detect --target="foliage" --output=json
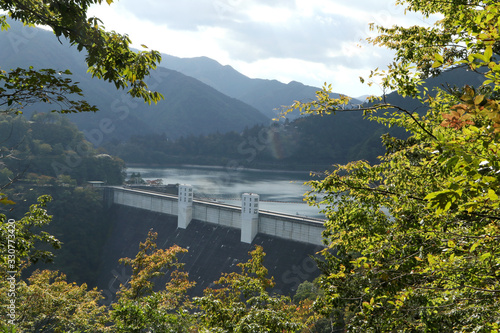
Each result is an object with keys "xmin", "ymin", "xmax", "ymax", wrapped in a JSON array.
[
  {"xmin": 0, "ymin": 195, "xmax": 64, "ymax": 331},
  {"xmin": 0, "ymin": 195, "xmax": 60, "ymax": 274},
  {"xmin": 0, "ymin": 1, "xmax": 164, "ymax": 330},
  {"xmin": 0, "ymin": 113, "xmax": 125, "ymax": 185},
  {"xmin": 0, "ymin": 0, "xmax": 163, "ymax": 107},
  {"xmin": 125, "ymin": 172, "xmax": 146, "ymax": 185},
  {"xmin": 194, "ymin": 245, "xmax": 304, "ymax": 332},
  {"xmin": 293, "ymin": 280, "xmax": 343, "ymax": 333},
  {"xmin": 294, "ymin": 280, "xmax": 319, "ymax": 304},
  {"xmin": 104, "ymin": 115, "xmax": 386, "ymax": 170},
  {"xmin": 110, "ymin": 231, "xmax": 195, "ymax": 332},
  {"xmin": 0, "ymin": 270, "xmax": 107, "ymax": 332},
  {"xmin": 0, "ymin": 67, "xmax": 99, "ymax": 114},
  {"xmin": 11, "ymin": 185, "xmax": 113, "ymax": 286},
  {"xmin": 1, "ymin": 219, "xmax": 318, "ymax": 331},
  {"xmin": 282, "ymin": 0, "xmax": 500, "ymax": 331}
]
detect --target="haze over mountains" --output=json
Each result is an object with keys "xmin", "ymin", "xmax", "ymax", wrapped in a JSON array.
[
  {"xmin": 0, "ymin": 21, "xmax": 356, "ymax": 143},
  {"xmin": 158, "ymin": 54, "xmax": 358, "ymax": 119},
  {"xmin": 1, "ymin": 20, "xmax": 485, "ymax": 167}
]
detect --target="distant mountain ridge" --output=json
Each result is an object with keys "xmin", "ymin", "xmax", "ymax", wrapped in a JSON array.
[
  {"xmin": 0, "ymin": 21, "xmax": 270, "ymax": 142},
  {"xmin": 0, "ymin": 20, "xmax": 364, "ymax": 144},
  {"xmin": 158, "ymin": 54, "xmax": 362, "ymax": 119},
  {"xmin": 103, "ymin": 65, "xmax": 486, "ymax": 169},
  {"xmin": 2, "ymin": 20, "xmax": 482, "ymax": 169}
]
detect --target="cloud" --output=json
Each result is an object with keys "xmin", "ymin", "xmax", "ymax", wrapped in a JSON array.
[
  {"xmin": 89, "ymin": 0, "xmax": 434, "ymax": 96},
  {"xmin": 112, "ymin": 0, "xmax": 404, "ymax": 63},
  {"xmin": 112, "ymin": 0, "xmax": 262, "ymax": 30}
]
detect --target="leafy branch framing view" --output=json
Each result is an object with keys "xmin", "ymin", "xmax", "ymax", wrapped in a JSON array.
[{"xmin": 1, "ymin": 0, "xmax": 500, "ymax": 332}]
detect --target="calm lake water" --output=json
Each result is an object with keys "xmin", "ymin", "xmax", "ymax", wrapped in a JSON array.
[{"xmin": 126, "ymin": 165, "xmax": 326, "ymax": 219}]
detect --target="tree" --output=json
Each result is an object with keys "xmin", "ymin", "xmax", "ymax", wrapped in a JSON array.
[
  {"xmin": 194, "ymin": 245, "xmax": 304, "ymax": 332},
  {"xmin": 1, "ymin": 270, "xmax": 107, "ymax": 332},
  {"xmin": 283, "ymin": 0, "xmax": 500, "ymax": 331},
  {"xmin": 0, "ymin": 196, "xmax": 63, "ymax": 330},
  {"xmin": 110, "ymin": 231, "xmax": 195, "ymax": 332},
  {"xmin": 0, "ymin": 0, "xmax": 162, "ymax": 280},
  {"xmin": 293, "ymin": 279, "xmax": 342, "ymax": 333},
  {"xmin": 0, "ymin": 5, "xmax": 163, "ymax": 329},
  {"xmin": 0, "ymin": 0, "xmax": 163, "ymax": 113},
  {"xmin": 0, "ymin": 67, "xmax": 100, "ymax": 115},
  {"xmin": 0, "ymin": 195, "xmax": 61, "ymax": 274}
]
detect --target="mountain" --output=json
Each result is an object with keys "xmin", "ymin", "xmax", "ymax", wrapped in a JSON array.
[
  {"xmin": 2, "ymin": 20, "xmax": 482, "ymax": 168},
  {"xmin": 0, "ymin": 21, "xmax": 270, "ymax": 142},
  {"xmin": 103, "ymin": 65, "xmax": 486, "ymax": 169},
  {"xmin": 159, "ymin": 54, "xmax": 362, "ymax": 119},
  {"xmin": 376, "ymin": 66, "xmax": 484, "ymax": 117}
]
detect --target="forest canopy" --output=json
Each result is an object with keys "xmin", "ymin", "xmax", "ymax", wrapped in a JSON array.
[
  {"xmin": 1, "ymin": 0, "xmax": 500, "ymax": 332},
  {"xmin": 0, "ymin": 0, "xmax": 163, "ymax": 111},
  {"xmin": 284, "ymin": 0, "xmax": 500, "ymax": 331}
]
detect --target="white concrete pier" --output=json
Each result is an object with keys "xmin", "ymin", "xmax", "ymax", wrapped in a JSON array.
[
  {"xmin": 178, "ymin": 184, "xmax": 193, "ymax": 229},
  {"xmin": 241, "ymin": 193, "xmax": 260, "ymax": 244},
  {"xmin": 106, "ymin": 186, "xmax": 324, "ymax": 246}
]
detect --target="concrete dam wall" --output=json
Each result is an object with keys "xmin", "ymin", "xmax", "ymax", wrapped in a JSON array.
[
  {"xmin": 105, "ymin": 186, "xmax": 325, "ymax": 246},
  {"xmin": 96, "ymin": 186, "xmax": 326, "ymax": 303}
]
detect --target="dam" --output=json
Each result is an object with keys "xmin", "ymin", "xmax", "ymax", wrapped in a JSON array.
[
  {"xmin": 104, "ymin": 185, "xmax": 325, "ymax": 246},
  {"xmin": 98, "ymin": 185, "xmax": 326, "ymax": 301}
]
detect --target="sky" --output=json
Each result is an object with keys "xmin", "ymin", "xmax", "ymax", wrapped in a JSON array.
[{"xmin": 88, "ymin": 0, "xmax": 436, "ymax": 98}]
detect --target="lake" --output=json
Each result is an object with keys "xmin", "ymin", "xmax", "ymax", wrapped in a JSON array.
[{"xmin": 126, "ymin": 165, "xmax": 326, "ymax": 218}]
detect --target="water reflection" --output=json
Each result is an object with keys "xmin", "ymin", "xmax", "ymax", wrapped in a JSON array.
[{"xmin": 126, "ymin": 166, "xmax": 326, "ymax": 218}]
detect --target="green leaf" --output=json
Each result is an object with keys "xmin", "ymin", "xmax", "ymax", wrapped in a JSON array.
[
  {"xmin": 434, "ymin": 53, "xmax": 444, "ymax": 63},
  {"xmin": 480, "ymin": 252, "xmax": 492, "ymax": 262},
  {"xmin": 474, "ymin": 95, "xmax": 485, "ymax": 106},
  {"xmin": 487, "ymin": 189, "xmax": 498, "ymax": 201},
  {"xmin": 432, "ymin": 53, "xmax": 444, "ymax": 68},
  {"xmin": 484, "ymin": 46, "xmax": 493, "ymax": 62},
  {"xmin": 470, "ymin": 242, "xmax": 480, "ymax": 253},
  {"xmin": 424, "ymin": 189, "xmax": 461, "ymax": 213}
]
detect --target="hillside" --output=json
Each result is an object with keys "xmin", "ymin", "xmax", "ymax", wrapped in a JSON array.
[
  {"xmin": 0, "ymin": 113, "xmax": 125, "ymax": 185},
  {"xmin": 378, "ymin": 66, "xmax": 485, "ymax": 116},
  {"xmin": 160, "ymin": 54, "xmax": 363, "ymax": 119},
  {"xmin": 2, "ymin": 21, "xmax": 483, "ymax": 169},
  {"xmin": 0, "ymin": 21, "xmax": 269, "ymax": 142},
  {"xmin": 104, "ymin": 66, "xmax": 484, "ymax": 169}
]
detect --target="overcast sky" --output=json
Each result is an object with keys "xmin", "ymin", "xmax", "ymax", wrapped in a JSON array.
[{"xmin": 88, "ymin": 0, "xmax": 435, "ymax": 98}]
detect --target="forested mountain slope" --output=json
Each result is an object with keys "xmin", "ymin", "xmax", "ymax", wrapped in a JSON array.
[
  {"xmin": 0, "ymin": 20, "xmax": 269, "ymax": 142},
  {"xmin": 105, "ymin": 66, "xmax": 484, "ymax": 169},
  {"xmin": 160, "ymin": 53, "xmax": 363, "ymax": 119}
]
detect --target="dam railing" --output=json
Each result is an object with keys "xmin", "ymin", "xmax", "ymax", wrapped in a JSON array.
[{"xmin": 104, "ymin": 185, "xmax": 325, "ymax": 246}]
